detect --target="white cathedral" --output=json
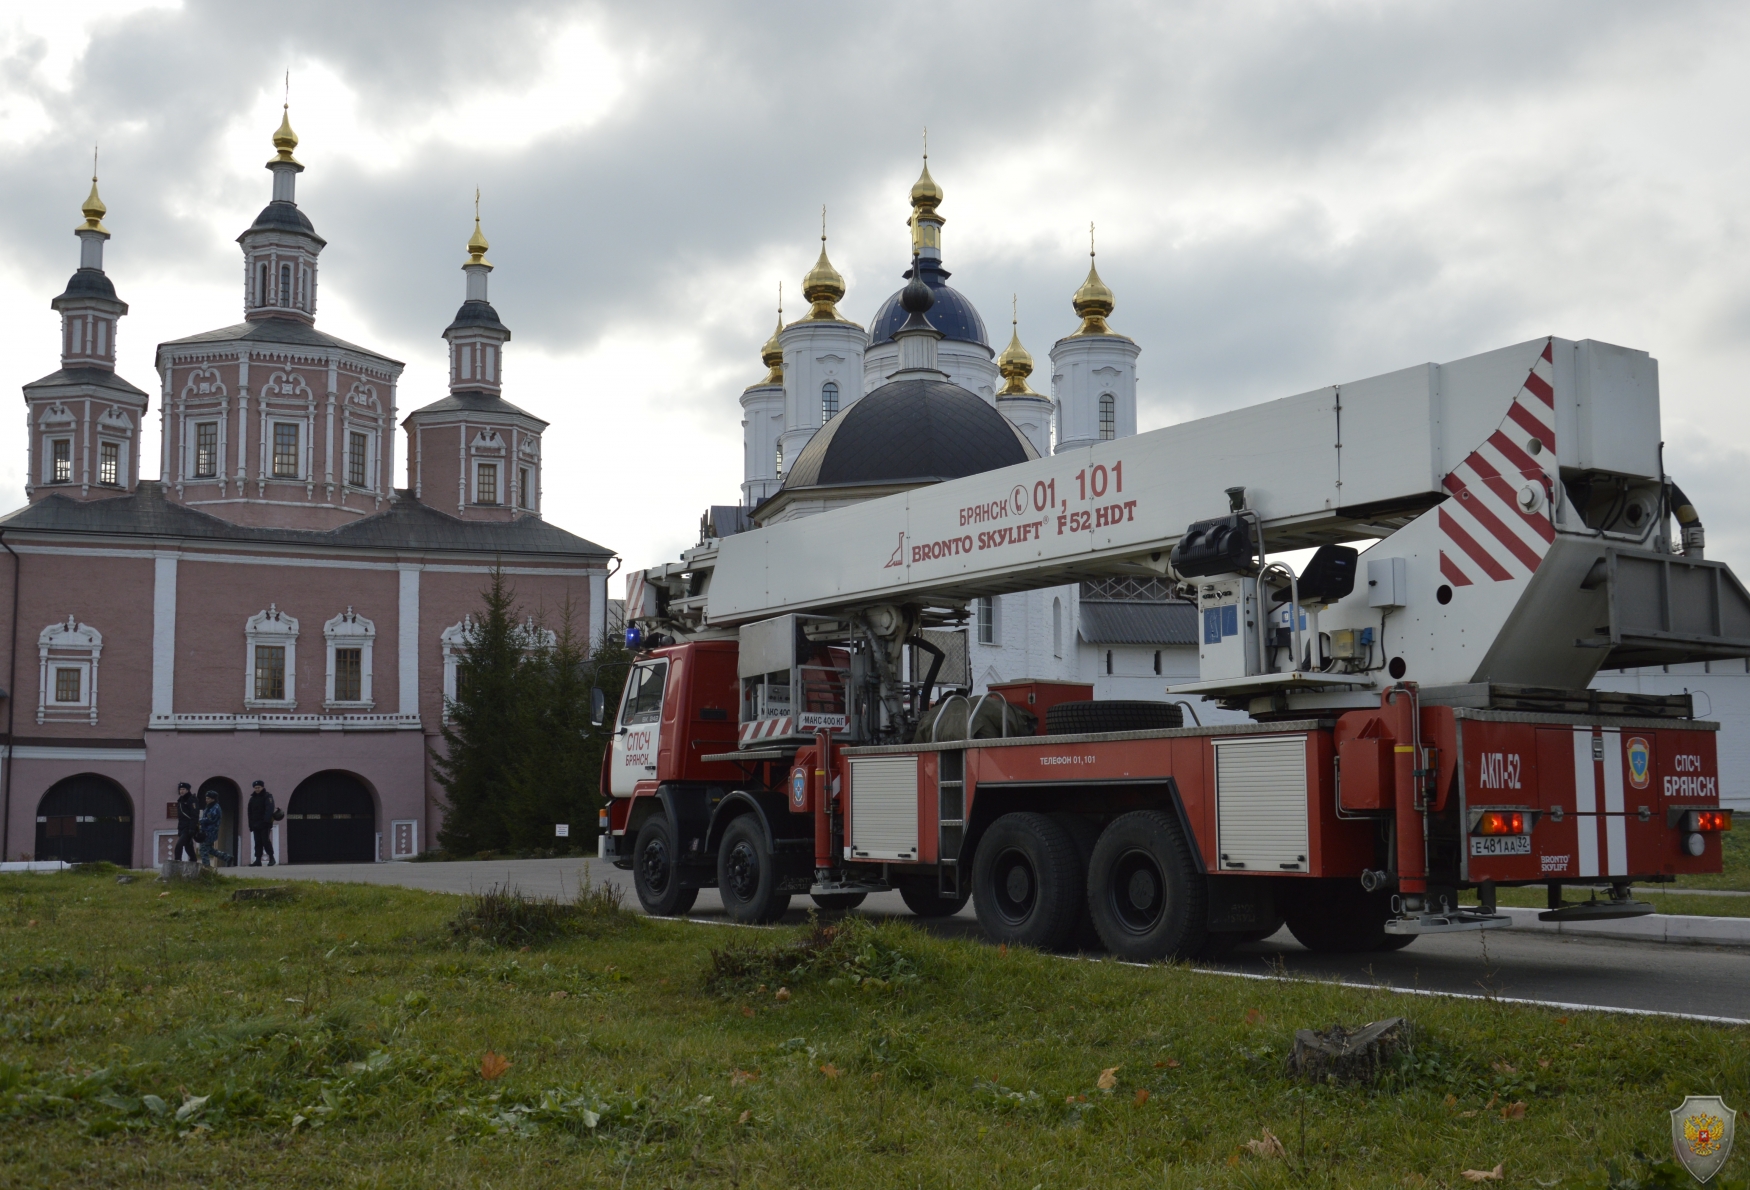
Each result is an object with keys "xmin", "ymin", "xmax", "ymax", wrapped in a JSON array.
[{"xmin": 712, "ymin": 157, "xmax": 1211, "ymax": 706}]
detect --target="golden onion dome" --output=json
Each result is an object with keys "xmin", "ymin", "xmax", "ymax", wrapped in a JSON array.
[
  {"xmin": 1071, "ymin": 262, "xmax": 1115, "ymax": 336},
  {"xmin": 759, "ymin": 294, "xmax": 784, "ymax": 384},
  {"xmin": 801, "ymin": 236, "xmax": 846, "ymax": 320},
  {"xmin": 467, "ymin": 217, "xmax": 491, "ymax": 266},
  {"xmin": 77, "ymin": 176, "xmax": 108, "ymax": 235},
  {"xmin": 996, "ymin": 306, "xmax": 1037, "ymax": 396},
  {"xmin": 910, "ymin": 158, "xmax": 944, "ymax": 216},
  {"xmin": 272, "ymin": 106, "xmax": 300, "ymax": 161}
]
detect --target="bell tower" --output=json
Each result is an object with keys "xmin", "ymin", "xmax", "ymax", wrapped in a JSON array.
[
  {"xmin": 1050, "ymin": 226, "xmax": 1139, "ymax": 455},
  {"xmin": 23, "ymin": 167, "xmax": 150, "ymax": 501}
]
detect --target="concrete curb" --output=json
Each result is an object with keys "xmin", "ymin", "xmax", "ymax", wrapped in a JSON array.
[{"xmin": 1499, "ymin": 906, "xmax": 1750, "ymax": 947}]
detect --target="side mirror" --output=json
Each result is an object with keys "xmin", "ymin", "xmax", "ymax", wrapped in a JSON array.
[{"xmin": 590, "ymin": 687, "xmax": 607, "ymax": 729}]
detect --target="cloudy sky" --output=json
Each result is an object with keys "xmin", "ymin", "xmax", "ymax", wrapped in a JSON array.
[{"xmin": 3, "ymin": 0, "xmax": 1749, "ymax": 582}]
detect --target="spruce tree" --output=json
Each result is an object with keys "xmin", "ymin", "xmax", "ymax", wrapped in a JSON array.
[{"xmin": 433, "ymin": 568, "xmax": 529, "ymax": 855}]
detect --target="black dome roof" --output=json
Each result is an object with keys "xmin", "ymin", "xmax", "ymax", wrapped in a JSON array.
[
  {"xmin": 444, "ymin": 299, "xmax": 510, "ymax": 337},
  {"xmin": 782, "ymin": 378, "xmax": 1036, "ymax": 490},
  {"xmin": 55, "ymin": 268, "xmax": 117, "ymax": 301},
  {"xmin": 248, "ymin": 200, "xmax": 323, "ymax": 241},
  {"xmin": 868, "ymin": 260, "xmax": 988, "ymax": 348}
]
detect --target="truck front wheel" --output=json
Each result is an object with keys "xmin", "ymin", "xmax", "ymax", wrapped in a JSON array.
[
  {"xmin": 717, "ymin": 816, "xmax": 791, "ymax": 924},
  {"xmin": 1087, "ymin": 811, "xmax": 1208, "ymax": 961},
  {"xmin": 895, "ymin": 878, "xmax": 969, "ymax": 918},
  {"xmin": 1281, "ymin": 880, "xmax": 1400, "ymax": 952},
  {"xmin": 633, "ymin": 816, "xmax": 698, "ymax": 917},
  {"xmin": 972, "ymin": 812, "xmax": 1082, "ymax": 950}
]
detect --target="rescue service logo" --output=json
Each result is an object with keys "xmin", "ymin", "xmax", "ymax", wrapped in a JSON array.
[
  {"xmin": 1670, "ymin": 1095, "xmax": 1736, "ymax": 1183},
  {"xmin": 790, "ymin": 767, "xmax": 808, "ymax": 811},
  {"xmin": 1626, "ymin": 737, "xmax": 1651, "ymax": 790}
]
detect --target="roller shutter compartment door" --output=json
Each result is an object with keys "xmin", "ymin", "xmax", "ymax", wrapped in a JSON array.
[
  {"xmin": 847, "ymin": 756, "xmax": 920, "ymax": 861},
  {"xmin": 1214, "ymin": 736, "xmax": 1309, "ymax": 873}
]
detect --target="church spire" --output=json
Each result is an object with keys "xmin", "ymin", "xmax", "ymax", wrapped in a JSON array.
[
  {"xmin": 997, "ymin": 296, "xmax": 1038, "ymax": 395},
  {"xmin": 909, "ymin": 128, "xmax": 945, "ymax": 262},
  {"xmin": 445, "ymin": 197, "xmax": 511, "ymax": 397},
  {"xmin": 759, "ymin": 284, "xmax": 784, "ymax": 384},
  {"xmin": 1070, "ymin": 221, "xmax": 1117, "ymax": 336},
  {"xmin": 801, "ymin": 206, "xmax": 847, "ymax": 321},
  {"xmin": 241, "ymin": 89, "xmax": 325, "ymax": 324}
]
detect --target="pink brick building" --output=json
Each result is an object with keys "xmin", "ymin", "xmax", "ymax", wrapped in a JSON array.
[{"xmin": 0, "ymin": 111, "xmax": 613, "ymax": 866}]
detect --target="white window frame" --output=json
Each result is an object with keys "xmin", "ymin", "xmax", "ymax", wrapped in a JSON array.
[
  {"xmin": 323, "ymin": 607, "xmax": 376, "ymax": 710},
  {"xmin": 346, "ymin": 428, "xmax": 375, "ymax": 489},
  {"xmin": 97, "ymin": 438, "xmax": 123, "ymax": 486},
  {"xmin": 37, "ymin": 616, "xmax": 101, "ymax": 726},
  {"xmin": 193, "ymin": 420, "xmax": 221, "ymax": 478},
  {"xmin": 270, "ymin": 420, "xmax": 304, "ymax": 480},
  {"xmin": 244, "ymin": 605, "xmax": 299, "ymax": 710},
  {"xmin": 975, "ymin": 595, "xmax": 1001, "ymax": 646},
  {"xmin": 474, "ymin": 460, "xmax": 501, "ymax": 506}
]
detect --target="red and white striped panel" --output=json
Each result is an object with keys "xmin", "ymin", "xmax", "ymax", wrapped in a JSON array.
[
  {"xmin": 738, "ymin": 716, "xmax": 794, "ymax": 745},
  {"xmin": 1438, "ymin": 339, "xmax": 1557, "ymax": 587}
]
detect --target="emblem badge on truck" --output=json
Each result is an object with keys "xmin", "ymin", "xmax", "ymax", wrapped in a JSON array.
[
  {"xmin": 1671, "ymin": 1096, "xmax": 1735, "ymax": 1183},
  {"xmin": 1626, "ymin": 737, "xmax": 1651, "ymax": 790}
]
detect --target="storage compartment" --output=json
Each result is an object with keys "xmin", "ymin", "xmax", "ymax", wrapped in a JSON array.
[
  {"xmin": 1214, "ymin": 736, "xmax": 1310, "ymax": 872},
  {"xmin": 847, "ymin": 755, "xmax": 920, "ymax": 861},
  {"xmin": 1337, "ymin": 735, "xmax": 1394, "ymax": 812},
  {"xmin": 986, "ymin": 680, "xmax": 1093, "ymax": 735}
]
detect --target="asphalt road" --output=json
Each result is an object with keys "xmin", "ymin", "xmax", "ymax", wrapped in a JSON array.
[{"xmin": 228, "ymin": 857, "xmax": 1750, "ymax": 1024}]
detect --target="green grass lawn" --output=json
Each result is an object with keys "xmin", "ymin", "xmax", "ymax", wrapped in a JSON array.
[{"xmin": 3, "ymin": 868, "xmax": 1747, "ymax": 1189}]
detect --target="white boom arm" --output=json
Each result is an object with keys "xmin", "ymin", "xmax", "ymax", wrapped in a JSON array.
[{"xmin": 635, "ymin": 336, "xmax": 1749, "ymax": 700}]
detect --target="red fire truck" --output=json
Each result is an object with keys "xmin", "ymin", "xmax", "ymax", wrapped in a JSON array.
[{"xmin": 599, "ymin": 337, "xmax": 1743, "ymax": 959}]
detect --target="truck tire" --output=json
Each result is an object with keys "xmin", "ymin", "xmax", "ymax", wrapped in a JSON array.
[
  {"xmin": 1087, "ymin": 810, "xmax": 1208, "ymax": 961},
  {"xmin": 1050, "ymin": 813, "xmax": 1103, "ymax": 951},
  {"xmin": 972, "ymin": 812, "xmax": 1082, "ymax": 950},
  {"xmin": 1045, "ymin": 700, "xmax": 1183, "ymax": 736},
  {"xmin": 632, "ymin": 816, "xmax": 698, "ymax": 917},
  {"xmin": 717, "ymin": 816, "xmax": 791, "ymax": 924},
  {"xmin": 811, "ymin": 891, "xmax": 868, "ymax": 911},
  {"xmin": 1281, "ymin": 880, "xmax": 1396, "ymax": 953},
  {"xmin": 895, "ymin": 878, "xmax": 970, "ymax": 918}
]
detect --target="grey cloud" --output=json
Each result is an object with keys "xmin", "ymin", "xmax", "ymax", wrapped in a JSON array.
[{"xmin": 4, "ymin": 0, "xmax": 1749, "ymax": 573}]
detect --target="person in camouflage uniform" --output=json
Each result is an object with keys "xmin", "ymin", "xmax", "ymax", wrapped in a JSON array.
[{"xmin": 198, "ymin": 790, "xmax": 234, "ymax": 868}]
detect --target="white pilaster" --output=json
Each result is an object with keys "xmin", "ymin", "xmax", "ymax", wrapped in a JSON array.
[
  {"xmin": 398, "ymin": 564, "xmax": 420, "ymax": 716},
  {"xmin": 151, "ymin": 552, "xmax": 178, "ymax": 723}
]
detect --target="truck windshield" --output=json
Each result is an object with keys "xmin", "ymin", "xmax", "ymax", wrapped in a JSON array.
[{"xmin": 623, "ymin": 661, "xmax": 668, "ymax": 725}]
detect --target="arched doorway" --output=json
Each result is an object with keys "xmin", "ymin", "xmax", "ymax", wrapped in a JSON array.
[
  {"xmin": 286, "ymin": 771, "xmax": 376, "ymax": 864},
  {"xmin": 35, "ymin": 775, "xmax": 133, "ymax": 866},
  {"xmin": 198, "ymin": 777, "xmax": 242, "ymax": 866}
]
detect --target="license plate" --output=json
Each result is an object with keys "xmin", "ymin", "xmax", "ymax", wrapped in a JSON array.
[{"xmin": 1470, "ymin": 835, "xmax": 1531, "ymax": 856}]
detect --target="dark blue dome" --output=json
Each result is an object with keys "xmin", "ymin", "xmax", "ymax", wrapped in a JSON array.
[{"xmin": 868, "ymin": 260, "xmax": 988, "ymax": 348}]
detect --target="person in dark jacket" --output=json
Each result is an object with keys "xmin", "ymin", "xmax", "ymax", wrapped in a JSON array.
[
  {"xmin": 247, "ymin": 780, "xmax": 278, "ymax": 867},
  {"xmin": 198, "ymin": 790, "xmax": 233, "ymax": 868},
  {"xmin": 174, "ymin": 782, "xmax": 201, "ymax": 863}
]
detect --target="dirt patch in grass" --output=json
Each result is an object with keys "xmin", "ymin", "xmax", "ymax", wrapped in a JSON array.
[
  {"xmin": 703, "ymin": 914, "xmax": 922, "ymax": 994},
  {"xmin": 447, "ymin": 879, "xmax": 638, "ymax": 948}
]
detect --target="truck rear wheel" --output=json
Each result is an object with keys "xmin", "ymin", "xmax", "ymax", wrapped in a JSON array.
[
  {"xmin": 895, "ymin": 878, "xmax": 970, "ymax": 918},
  {"xmin": 972, "ymin": 812, "xmax": 1082, "ymax": 950},
  {"xmin": 632, "ymin": 816, "xmax": 698, "ymax": 917},
  {"xmin": 1281, "ymin": 880, "xmax": 1395, "ymax": 953},
  {"xmin": 1087, "ymin": 811, "xmax": 1208, "ymax": 961},
  {"xmin": 717, "ymin": 816, "xmax": 791, "ymax": 924}
]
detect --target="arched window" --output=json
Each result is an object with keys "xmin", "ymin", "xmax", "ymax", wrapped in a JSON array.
[
  {"xmin": 279, "ymin": 264, "xmax": 292, "ymax": 307},
  {"xmin": 1099, "ymin": 393, "xmax": 1115, "ymax": 440},
  {"xmin": 821, "ymin": 381, "xmax": 839, "ymax": 422},
  {"xmin": 258, "ymin": 263, "xmax": 269, "ymax": 306},
  {"xmin": 775, "ymin": 442, "xmax": 784, "ymax": 477}
]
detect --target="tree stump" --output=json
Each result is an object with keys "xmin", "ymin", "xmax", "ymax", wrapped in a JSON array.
[{"xmin": 1287, "ymin": 1017, "xmax": 1412, "ymax": 1084}]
